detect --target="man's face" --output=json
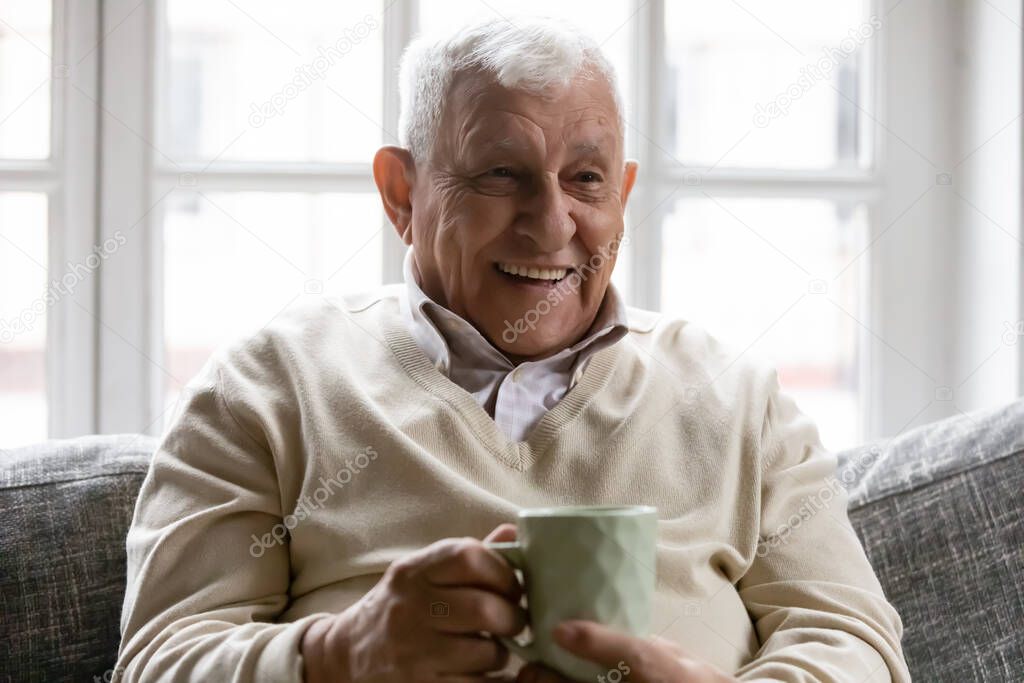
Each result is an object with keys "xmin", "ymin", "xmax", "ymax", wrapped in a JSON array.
[{"xmin": 407, "ymin": 70, "xmax": 638, "ymax": 360}]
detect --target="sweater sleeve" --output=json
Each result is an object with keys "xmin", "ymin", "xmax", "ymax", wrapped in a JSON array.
[
  {"xmin": 114, "ymin": 359, "xmax": 329, "ymax": 682},
  {"xmin": 733, "ymin": 370, "xmax": 911, "ymax": 683}
]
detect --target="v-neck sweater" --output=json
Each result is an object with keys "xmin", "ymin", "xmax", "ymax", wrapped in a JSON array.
[{"xmin": 115, "ymin": 286, "xmax": 910, "ymax": 683}]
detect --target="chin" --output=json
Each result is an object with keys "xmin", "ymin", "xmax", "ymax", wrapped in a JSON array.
[{"xmin": 485, "ymin": 316, "xmax": 577, "ymax": 360}]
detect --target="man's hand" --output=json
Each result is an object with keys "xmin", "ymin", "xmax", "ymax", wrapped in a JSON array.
[
  {"xmin": 517, "ymin": 621, "xmax": 738, "ymax": 683},
  {"xmin": 302, "ymin": 524, "xmax": 525, "ymax": 682}
]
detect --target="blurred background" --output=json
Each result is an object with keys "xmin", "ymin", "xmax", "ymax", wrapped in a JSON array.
[{"xmin": 0, "ymin": 0, "xmax": 1020, "ymax": 452}]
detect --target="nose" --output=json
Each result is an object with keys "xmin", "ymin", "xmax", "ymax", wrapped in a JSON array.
[{"xmin": 514, "ymin": 172, "xmax": 575, "ymax": 251}]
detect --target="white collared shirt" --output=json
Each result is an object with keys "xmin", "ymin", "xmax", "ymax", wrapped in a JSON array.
[{"xmin": 400, "ymin": 248, "xmax": 628, "ymax": 442}]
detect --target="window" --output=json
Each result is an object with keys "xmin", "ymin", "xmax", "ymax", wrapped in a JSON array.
[
  {"xmin": 153, "ymin": 0, "xmax": 874, "ymax": 447},
  {"xmin": 1, "ymin": 0, "xmax": 101, "ymax": 449},
  {"xmin": 0, "ymin": 193, "xmax": 48, "ymax": 447},
  {"xmin": 654, "ymin": 0, "xmax": 877, "ymax": 448},
  {"xmin": 664, "ymin": 0, "xmax": 870, "ymax": 170},
  {"xmin": 660, "ymin": 199, "xmax": 866, "ymax": 447},
  {"xmin": 4, "ymin": 0, "xmax": 1019, "ymax": 451},
  {"xmin": 156, "ymin": 0, "xmax": 387, "ymax": 417},
  {"xmin": 1, "ymin": 2, "xmax": 52, "ymax": 447},
  {"xmin": 161, "ymin": 191, "xmax": 382, "ymax": 415}
]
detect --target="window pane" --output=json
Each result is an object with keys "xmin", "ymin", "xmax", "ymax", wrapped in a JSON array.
[
  {"xmin": 665, "ymin": 0, "xmax": 871, "ymax": 170},
  {"xmin": 660, "ymin": 197, "xmax": 865, "ymax": 450},
  {"xmin": 162, "ymin": 1, "xmax": 384, "ymax": 163},
  {"xmin": 417, "ymin": 1, "xmax": 633, "ymax": 113},
  {"xmin": 0, "ymin": 192, "xmax": 48, "ymax": 448},
  {"xmin": 162, "ymin": 191, "xmax": 382, "ymax": 426},
  {"xmin": 0, "ymin": 0, "xmax": 51, "ymax": 159}
]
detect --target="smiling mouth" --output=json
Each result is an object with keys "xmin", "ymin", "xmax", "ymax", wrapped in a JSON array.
[{"xmin": 494, "ymin": 262, "xmax": 577, "ymax": 285}]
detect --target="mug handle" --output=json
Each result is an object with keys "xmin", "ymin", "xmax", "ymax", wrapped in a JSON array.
[{"xmin": 484, "ymin": 540, "xmax": 539, "ymax": 663}]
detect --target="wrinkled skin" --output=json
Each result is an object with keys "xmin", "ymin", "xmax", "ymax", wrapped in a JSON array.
[{"xmin": 374, "ymin": 68, "xmax": 638, "ymax": 360}]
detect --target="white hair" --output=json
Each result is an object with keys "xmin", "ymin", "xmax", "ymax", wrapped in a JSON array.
[{"xmin": 397, "ymin": 16, "xmax": 625, "ymax": 163}]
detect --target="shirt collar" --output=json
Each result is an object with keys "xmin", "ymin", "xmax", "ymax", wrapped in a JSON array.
[{"xmin": 400, "ymin": 247, "xmax": 628, "ymax": 375}]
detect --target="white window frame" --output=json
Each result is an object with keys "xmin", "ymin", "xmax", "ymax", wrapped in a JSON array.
[
  {"xmin": 0, "ymin": 0, "xmax": 100, "ymax": 439},
  {"xmin": 14, "ymin": 0, "xmax": 1019, "ymax": 442}
]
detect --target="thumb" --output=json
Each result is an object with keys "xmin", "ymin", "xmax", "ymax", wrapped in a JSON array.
[{"xmin": 483, "ymin": 522, "xmax": 517, "ymax": 543}]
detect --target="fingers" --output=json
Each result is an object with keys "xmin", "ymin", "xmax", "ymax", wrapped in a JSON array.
[
  {"xmin": 425, "ymin": 538, "xmax": 523, "ymax": 601},
  {"xmin": 435, "ymin": 634, "xmax": 510, "ymax": 675},
  {"xmin": 484, "ymin": 523, "xmax": 518, "ymax": 543},
  {"xmin": 431, "ymin": 586, "xmax": 527, "ymax": 637},
  {"xmin": 517, "ymin": 663, "xmax": 573, "ymax": 683},
  {"xmin": 551, "ymin": 620, "xmax": 639, "ymax": 670}
]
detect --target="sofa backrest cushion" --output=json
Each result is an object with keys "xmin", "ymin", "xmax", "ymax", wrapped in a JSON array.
[
  {"xmin": 838, "ymin": 399, "xmax": 1024, "ymax": 681},
  {"xmin": 2, "ymin": 401, "xmax": 1021, "ymax": 680},
  {"xmin": 0, "ymin": 434, "xmax": 158, "ymax": 682}
]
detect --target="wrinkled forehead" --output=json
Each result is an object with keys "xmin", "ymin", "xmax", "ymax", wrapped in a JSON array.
[{"xmin": 437, "ymin": 69, "xmax": 623, "ymax": 165}]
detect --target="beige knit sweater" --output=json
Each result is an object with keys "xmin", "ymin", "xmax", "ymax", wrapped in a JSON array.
[{"xmin": 115, "ymin": 285, "xmax": 910, "ymax": 682}]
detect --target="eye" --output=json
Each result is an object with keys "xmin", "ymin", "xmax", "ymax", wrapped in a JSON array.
[
  {"xmin": 577, "ymin": 171, "xmax": 603, "ymax": 183},
  {"xmin": 488, "ymin": 167, "xmax": 516, "ymax": 179}
]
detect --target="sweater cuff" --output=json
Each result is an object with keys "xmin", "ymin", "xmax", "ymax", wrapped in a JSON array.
[
  {"xmin": 256, "ymin": 613, "xmax": 334, "ymax": 683},
  {"xmin": 116, "ymin": 612, "xmax": 334, "ymax": 683},
  {"xmin": 735, "ymin": 630, "xmax": 896, "ymax": 683}
]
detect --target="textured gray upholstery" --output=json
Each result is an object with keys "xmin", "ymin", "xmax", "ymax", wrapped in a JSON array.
[
  {"xmin": 0, "ymin": 434, "xmax": 158, "ymax": 683},
  {"xmin": 837, "ymin": 399, "xmax": 1024, "ymax": 682},
  {"xmin": 1, "ymin": 400, "xmax": 1021, "ymax": 681}
]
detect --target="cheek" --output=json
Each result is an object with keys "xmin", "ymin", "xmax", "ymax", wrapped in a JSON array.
[
  {"xmin": 466, "ymin": 195, "xmax": 518, "ymax": 233},
  {"xmin": 577, "ymin": 207, "xmax": 625, "ymax": 270},
  {"xmin": 431, "ymin": 196, "xmax": 517, "ymax": 300},
  {"xmin": 439, "ymin": 196, "xmax": 517, "ymax": 259}
]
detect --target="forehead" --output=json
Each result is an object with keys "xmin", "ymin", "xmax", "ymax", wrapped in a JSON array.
[{"xmin": 443, "ymin": 70, "xmax": 622, "ymax": 158}]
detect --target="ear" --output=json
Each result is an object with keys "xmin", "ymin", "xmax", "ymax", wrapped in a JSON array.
[
  {"xmin": 619, "ymin": 160, "xmax": 639, "ymax": 211},
  {"xmin": 372, "ymin": 146, "xmax": 417, "ymax": 244}
]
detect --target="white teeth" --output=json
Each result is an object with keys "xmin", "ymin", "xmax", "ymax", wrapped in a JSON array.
[{"xmin": 497, "ymin": 263, "xmax": 569, "ymax": 280}]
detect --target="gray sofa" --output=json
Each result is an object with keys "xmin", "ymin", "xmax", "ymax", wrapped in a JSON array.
[{"xmin": 1, "ymin": 401, "xmax": 1022, "ymax": 682}]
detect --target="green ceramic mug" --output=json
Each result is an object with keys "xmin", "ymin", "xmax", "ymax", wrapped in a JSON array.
[{"xmin": 485, "ymin": 505, "xmax": 658, "ymax": 680}]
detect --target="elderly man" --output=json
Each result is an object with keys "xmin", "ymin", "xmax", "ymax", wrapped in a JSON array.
[{"xmin": 116, "ymin": 16, "xmax": 910, "ymax": 683}]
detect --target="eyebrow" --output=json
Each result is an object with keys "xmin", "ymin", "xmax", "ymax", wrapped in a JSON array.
[
  {"xmin": 484, "ymin": 137, "xmax": 526, "ymax": 151},
  {"xmin": 573, "ymin": 142, "xmax": 604, "ymax": 155},
  {"xmin": 571, "ymin": 141, "xmax": 615, "ymax": 170}
]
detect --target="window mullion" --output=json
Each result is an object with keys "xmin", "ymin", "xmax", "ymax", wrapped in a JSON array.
[
  {"xmin": 380, "ymin": 0, "xmax": 417, "ymax": 284},
  {"xmin": 48, "ymin": 0, "xmax": 100, "ymax": 438},
  {"xmin": 627, "ymin": 0, "xmax": 666, "ymax": 311},
  {"xmin": 96, "ymin": 0, "xmax": 162, "ymax": 436}
]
